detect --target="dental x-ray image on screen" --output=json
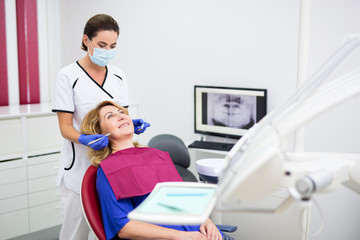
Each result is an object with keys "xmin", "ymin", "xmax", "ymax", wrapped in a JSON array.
[
  {"xmin": 194, "ymin": 86, "xmax": 267, "ymax": 139},
  {"xmin": 207, "ymin": 93, "xmax": 256, "ymax": 129}
]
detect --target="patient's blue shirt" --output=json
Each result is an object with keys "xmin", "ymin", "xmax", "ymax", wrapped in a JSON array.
[{"xmin": 96, "ymin": 167, "xmax": 202, "ymax": 240}]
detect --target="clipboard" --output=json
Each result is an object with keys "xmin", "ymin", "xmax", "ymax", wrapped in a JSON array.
[{"xmin": 128, "ymin": 181, "xmax": 218, "ymax": 225}]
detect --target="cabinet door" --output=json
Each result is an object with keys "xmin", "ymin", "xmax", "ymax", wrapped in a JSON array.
[
  {"xmin": 26, "ymin": 115, "xmax": 62, "ymax": 156},
  {"xmin": 0, "ymin": 209, "xmax": 29, "ymax": 239},
  {"xmin": 0, "ymin": 195, "xmax": 28, "ymax": 214},
  {"xmin": 0, "ymin": 119, "xmax": 23, "ymax": 160},
  {"xmin": 0, "ymin": 160, "xmax": 29, "ymax": 238},
  {"xmin": 26, "ymin": 153, "xmax": 62, "ymax": 233},
  {"xmin": 0, "ymin": 181, "xmax": 27, "ymax": 200},
  {"xmin": 28, "ymin": 188, "xmax": 60, "ymax": 207},
  {"xmin": 28, "ymin": 175, "xmax": 57, "ymax": 193},
  {"xmin": 29, "ymin": 201, "xmax": 62, "ymax": 232},
  {"xmin": 0, "ymin": 162, "xmax": 27, "ymax": 185},
  {"xmin": 27, "ymin": 154, "xmax": 59, "ymax": 179}
]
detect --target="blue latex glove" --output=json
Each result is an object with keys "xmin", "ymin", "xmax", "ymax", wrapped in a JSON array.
[
  {"xmin": 78, "ymin": 134, "xmax": 109, "ymax": 151},
  {"xmin": 133, "ymin": 119, "xmax": 151, "ymax": 135}
]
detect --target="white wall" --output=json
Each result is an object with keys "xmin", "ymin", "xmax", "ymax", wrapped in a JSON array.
[
  {"xmin": 304, "ymin": 1, "xmax": 360, "ymax": 239},
  {"xmin": 306, "ymin": 0, "xmax": 360, "ymax": 154},
  {"xmin": 5, "ymin": 0, "xmax": 19, "ymax": 105},
  {"xmin": 54, "ymin": 1, "xmax": 360, "ymax": 239},
  {"xmin": 56, "ymin": 0, "xmax": 300, "ymax": 145}
]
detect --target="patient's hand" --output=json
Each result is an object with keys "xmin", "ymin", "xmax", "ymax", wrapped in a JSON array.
[{"xmin": 199, "ymin": 219, "xmax": 223, "ymax": 240}]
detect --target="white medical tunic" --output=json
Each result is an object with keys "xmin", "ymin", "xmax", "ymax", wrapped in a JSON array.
[{"xmin": 52, "ymin": 61, "xmax": 129, "ymax": 194}]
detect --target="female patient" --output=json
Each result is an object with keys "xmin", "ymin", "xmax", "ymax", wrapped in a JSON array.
[{"xmin": 81, "ymin": 100, "xmax": 223, "ymax": 240}]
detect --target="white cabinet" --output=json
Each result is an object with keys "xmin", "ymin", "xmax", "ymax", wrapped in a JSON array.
[
  {"xmin": 0, "ymin": 104, "xmax": 62, "ymax": 239},
  {"xmin": 0, "ymin": 209, "xmax": 29, "ymax": 239},
  {"xmin": 0, "ymin": 160, "xmax": 29, "ymax": 239},
  {"xmin": 27, "ymin": 153, "xmax": 61, "ymax": 233},
  {"xmin": 26, "ymin": 115, "xmax": 62, "ymax": 155},
  {"xmin": 29, "ymin": 201, "xmax": 62, "ymax": 233},
  {"xmin": 0, "ymin": 119, "xmax": 23, "ymax": 160}
]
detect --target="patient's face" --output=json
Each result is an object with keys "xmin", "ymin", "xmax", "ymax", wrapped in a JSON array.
[{"xmin": 99, "ymin": 105, "xmax": 134, "ymax": 139}]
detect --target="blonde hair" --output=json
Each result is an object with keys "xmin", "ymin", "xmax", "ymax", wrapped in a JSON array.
[{"xmin": 81, "ymin": 100, "xmax": 140, "ymax": 166}]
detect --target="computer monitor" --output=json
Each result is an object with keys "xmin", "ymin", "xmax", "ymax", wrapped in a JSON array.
[{"xmin": 194, "ymin": 85, "xmax": 267, "ymax": 139}]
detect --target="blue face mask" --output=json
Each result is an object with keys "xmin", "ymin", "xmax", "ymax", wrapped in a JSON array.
[{"xmin": 88, "ymin": 39, "xmax": 116, "ymax": 67}]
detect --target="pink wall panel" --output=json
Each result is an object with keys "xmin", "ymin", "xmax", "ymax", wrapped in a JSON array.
[
  {"xmin": 0, "ymin": 0, "xmax": 8, "ymax": 106},
  {"xmin": 16, "ymin": 0, "xmax": 40, "ymax": 104}
]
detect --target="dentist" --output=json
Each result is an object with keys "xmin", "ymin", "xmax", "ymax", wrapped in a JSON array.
[{"xmin": 52, "ymin": 14, "xmax": 150, "ymax": 240}]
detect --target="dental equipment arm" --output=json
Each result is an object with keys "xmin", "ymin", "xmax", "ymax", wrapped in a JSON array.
[
  {"xmin": 218, "ymin": 35, "xmax": 360, "ymax": 206},
  {"xmin": 128, "ymin": 36, "xmax": 360, "ymax": 225},
  {"xmin": 284, "ymin": 152, "xmax": 360, "ymax": 201}
]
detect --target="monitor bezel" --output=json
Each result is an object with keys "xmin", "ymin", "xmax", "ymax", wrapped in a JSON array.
[{"xmin": 194, "ymin": 85, "xmax": 267, "ymax": 139}]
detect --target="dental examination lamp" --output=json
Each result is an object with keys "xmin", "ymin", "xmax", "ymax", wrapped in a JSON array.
[{"xmin": 128, "ymin": 35, "xmax": 360, "ymax": 226}]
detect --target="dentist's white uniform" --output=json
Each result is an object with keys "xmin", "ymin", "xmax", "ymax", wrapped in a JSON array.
[{"xmin": 52, "ymin": 61, "xmax": 128, "ymax": 240}]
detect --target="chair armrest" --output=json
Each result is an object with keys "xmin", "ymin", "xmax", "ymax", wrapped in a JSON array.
[{"xmin": 216, "ymin": 224, "xmax": 237, "ymax": 233}]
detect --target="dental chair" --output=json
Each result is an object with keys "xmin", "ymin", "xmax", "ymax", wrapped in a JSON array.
[
  {"xmin": 81, "ymin": 164, "xmax": 236, "ymax": 240},
  {"xmin": 81, "ymin": 165, "xmax": 106, "ymax": 240},
  {"xmin": 148, "ymin": 134, "xmax": 198, "ymax": 182},
  {"xmin": 148, "ymin": 134, "xmax": 237, "ymax": 239}
]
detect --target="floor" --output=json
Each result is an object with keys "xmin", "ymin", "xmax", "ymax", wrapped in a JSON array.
[
  {"xmin": 8, "ymin": 226, "xmax": 98, "ymax": 240},
  {"xmin": 8, "ymin": 225, "xmax": 61, "ymax": 240}
]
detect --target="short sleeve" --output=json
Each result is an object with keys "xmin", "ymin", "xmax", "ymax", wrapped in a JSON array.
[{"xmin": 52, "ymin": 67, "xmax": 75, "ymax": 113}]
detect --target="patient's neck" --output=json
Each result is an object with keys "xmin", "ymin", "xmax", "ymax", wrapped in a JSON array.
[{"xmin": 111, "ymin": 138, "xmax": 135, "ymax": 153}]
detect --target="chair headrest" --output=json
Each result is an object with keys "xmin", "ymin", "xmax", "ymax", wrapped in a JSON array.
[{"xmin": 148, "ymin": 134, "xmax": 191, "ymax": 168}]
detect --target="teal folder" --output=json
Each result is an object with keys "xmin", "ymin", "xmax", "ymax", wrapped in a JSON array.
[{"xmin": 128, "ymin": 182, "xmax": 218, "ymax": 225}]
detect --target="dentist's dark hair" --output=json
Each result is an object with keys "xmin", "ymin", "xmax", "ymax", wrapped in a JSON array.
[{"xmin": 81, "ymin": 14, "xmax": 120, "ymax": 51}]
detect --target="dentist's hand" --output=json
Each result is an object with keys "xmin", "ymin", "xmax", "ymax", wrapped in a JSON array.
[
  {"xmin": 133, "ymin": 119, "xmax": 151, "ymax": 135},
  {"xmin": 78, "ymin": 134, "xmax": 109, "ymax": 151}
]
